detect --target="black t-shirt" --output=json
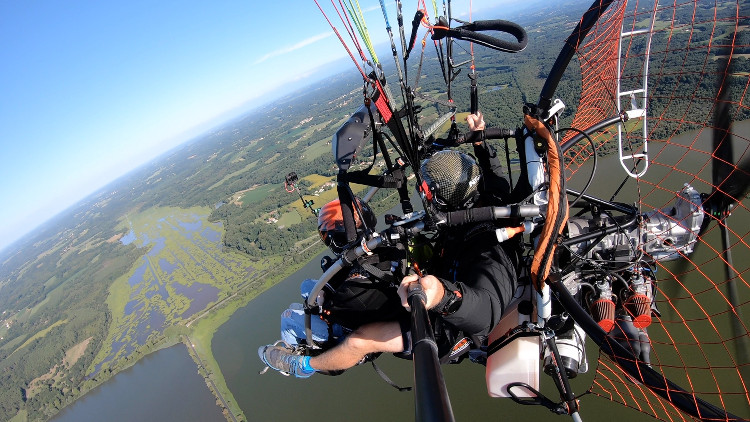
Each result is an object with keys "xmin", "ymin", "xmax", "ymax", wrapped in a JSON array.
[{"xmin": 433, "ymin": 224, "xmax": 519, "ymax": 340}]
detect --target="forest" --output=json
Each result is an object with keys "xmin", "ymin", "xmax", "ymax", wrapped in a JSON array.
[{"xmin": 0, "ymin": 0, "xmax": 747, "ymax": 420}]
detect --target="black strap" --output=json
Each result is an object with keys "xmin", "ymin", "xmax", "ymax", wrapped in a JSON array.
[
  {"xmin": 507, "ymin": 383, "xmax": 571, "ymax": 415},
  {"xmin": 432, "ymin": 18, "xmax": 528, "ymax": 53},
  {"xmin": 371, "ymin": 360, "xmax": 412, "ymax": 392},
  {"xmin": 371, "ymin": 107, "xmax": 393, "ymax": 170},
  {"xmin": 337, "ymin": 175, "xmax": 358, "ymax": 243},
  {"xmin": 343, "ymin": 170, "xmax": 404, "ymax": 189},
  {"xmin": 486, "ymin": 329, "xmax": 539, "ymax": 357},
  {"xmin": 359, "ymin": 261, "xmax": 395, "ymax": 284}
]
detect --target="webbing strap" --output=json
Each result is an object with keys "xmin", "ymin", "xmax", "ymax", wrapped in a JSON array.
[
  {"xmin": 486, "ymin": 329, "xmax": 539, "ymax": 357},
  {"xmin": 343, "ymin": 170, "xmax": 404, "ymax": 189},
  {"xmin": 371, "ymin": 360, "xmax": 412, "ymax": 392},
  {"xmin": 359, "ymin": 261, "xmax": 395, "ymax": 284},
  {"xmin": 373, "ymin": 81, "xmax": 392, "ymax": 122}
]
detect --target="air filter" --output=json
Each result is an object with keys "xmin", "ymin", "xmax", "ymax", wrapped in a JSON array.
[
  {"xmin": 625, "ymin": 293, "xmax": 652, "ymax": 328},
  {"xmin": 591, "ymin": 298, "xmax": 615, "ymax": 332}
]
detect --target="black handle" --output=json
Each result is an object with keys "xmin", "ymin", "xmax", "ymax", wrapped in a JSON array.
[
  {"xmin": 432, "ymin": 19, "xmax": 528, "ymax": 53},
  {"xmin": 461, "ymin": 127, "xmax": 515, "ymax": 144},
  {"xmin": 405, "ymin": 10, "xmax": 424, "ymax": 61},
  {"xmin": 470, "ymin": 72, "xmax": 478, "ymax": 115},
  {"xmin": 441, "ymin": 205, "xmax": 540, "ymax": 226},
  {"xmin": 432, "ymin": 127, "xmax": 515, "ymax": 149}
]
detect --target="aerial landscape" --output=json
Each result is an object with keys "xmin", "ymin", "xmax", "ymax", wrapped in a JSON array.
[{"xmin": 1, "ymin": 0, "xmax": 749, "ymax": 421}]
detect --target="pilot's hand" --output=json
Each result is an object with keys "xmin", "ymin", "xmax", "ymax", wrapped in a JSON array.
[
  {"xmin": 398, "ymin": 274, "xmax": 445, "ymax": 311},
  {"xmin": 466, "ymin": 111, "xmax": 485, "ymax": 132}
]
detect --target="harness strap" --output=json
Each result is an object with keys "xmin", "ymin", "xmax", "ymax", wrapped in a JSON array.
[
  {"xmin": 486, "ymin": 328, "xmax": 539, "ymax": 357},
  {"xmin": 371, "ymin": 360, "xmax": 412, "ymax": 392},
  {"xmin": 359, "ymin": 261, "xmax": 395, "ymax": 284},
  {"xmin": 344, "ymin": 170, "xmax": 404, "ymax": 189}
]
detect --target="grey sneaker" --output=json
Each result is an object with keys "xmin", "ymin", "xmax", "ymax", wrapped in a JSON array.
[{"xmin": 258, "ymin": 340, "xmax": 314, "ymax": 378}]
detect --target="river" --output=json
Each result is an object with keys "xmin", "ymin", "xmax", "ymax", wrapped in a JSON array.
[
  {"xmin": 210, "ymin": 249, "xmax": 643, "ymax": 421},
  {"xmin": 49, "ymin": 344, "xmax": 225, "ymax": 422},
  {"xmin": 47, "ymin": 121, "xmax": 749, "ymax": 421},
  {"xmin": 205, "ymin": 124, "xmax": 750, "ymax": 421}
]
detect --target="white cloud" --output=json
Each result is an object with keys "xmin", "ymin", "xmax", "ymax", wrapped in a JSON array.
[
  {"xmin": 254, "ymin": 32, "xmax": 334, "ymax": 64},
  {"xmin": 362, "ymin": 5, "xmax": 381, "ymax": 13}
]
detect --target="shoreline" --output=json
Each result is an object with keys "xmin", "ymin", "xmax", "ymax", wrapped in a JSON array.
[
  {"xmin": 181, "ymin": 242, "xmax": 327, "ymax": 422},
  {"xmin": 40, "ymin": 193, "xmax": 396, "ymax": 422},
  {"xmin": 36, "ymin": 240, "xmax": 326, "ymax": 422},
  {"xmin": 175, "ymin": 193, "xmax": 398, "ymax": 422}
]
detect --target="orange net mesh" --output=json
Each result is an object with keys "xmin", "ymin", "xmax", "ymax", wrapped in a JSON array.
[{"xmin": 560, "ymin": 0, "xmax": 750, "ymax": 420}]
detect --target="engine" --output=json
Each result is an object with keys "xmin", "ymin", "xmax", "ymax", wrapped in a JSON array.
[
  {"xmin": 559, "ymin": 184, "xmax": 704, "ymax": 337},
  {"xmin": 565, "ymin": 184, "xmax": 704, "ymax": 264}
]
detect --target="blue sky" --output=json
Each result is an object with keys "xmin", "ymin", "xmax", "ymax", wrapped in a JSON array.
[{"xmin": 0, "ymin": 0, "xmax": 515, "ymax": 252}]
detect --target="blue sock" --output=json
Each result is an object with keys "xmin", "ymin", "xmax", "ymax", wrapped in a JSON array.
[{"xmin": 300, "ymin": 356, "xmax": 315, "ymax": 374}]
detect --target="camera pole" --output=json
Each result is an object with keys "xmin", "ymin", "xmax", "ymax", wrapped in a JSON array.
[{"xmin": 408, "ymin": 284, "xmax": 455, "ymax": 422}]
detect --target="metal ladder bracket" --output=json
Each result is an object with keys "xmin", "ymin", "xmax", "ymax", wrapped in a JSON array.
[{"xmin": 616, "ymin": 2, "xmax": 658, "ymax": 178}]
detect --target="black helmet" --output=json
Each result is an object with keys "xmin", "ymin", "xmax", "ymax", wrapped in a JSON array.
[
  {"xmin": 419, "ymin": 150, "xmax": 481, "ymax": 211},
  {"xmin": 318, "ymin": 197, "xmax": 377, "ymax": 254}
]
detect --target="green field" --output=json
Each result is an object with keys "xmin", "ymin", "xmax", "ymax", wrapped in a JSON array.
[
  {"xmin": 288, "ymin": 119, "xmax": 331, "ymax": 149},
  {"xmin": 208, "ymin": 160, "xmax": 259, "ymax": 191},
  {"xmin": 239, "ymin": 184, "xmax": 276, "ymax": 204},
  {"xmin": 301, "ymin": 137, "xmax": 332, "ymax": 162},
  {"xmin": 301, "ymin": 174, "xmax": 334, "ymax": 189},
  {"xmin": 9, "ymin": 320, "xmax": 68, "ymax": 357},
  {"xmin": 277, "ymin": 210, "xmax": 302, "ymax": 226}
]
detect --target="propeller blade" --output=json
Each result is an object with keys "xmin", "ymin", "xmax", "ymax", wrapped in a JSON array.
[
  {"xmin": 706, "ymin": 34, "xmax": 748, "ymax": 214},
  {"xmin": 718, "ymin": 221, "xmax": 750, "ymax": 388},
  {"xmin": 709, "ymin": 30, "xmax": 750, "ymax": 388},
  {"xmin": 711, "ymin": 53, "xmax": 733, "ymax": 195},
  {"xmin": 720, "ymin": 153, "xmax": 750, "ymax": 204},
  {"xmin": 661, "ymin": 241, "xmax": 699, "ymax": 302}
]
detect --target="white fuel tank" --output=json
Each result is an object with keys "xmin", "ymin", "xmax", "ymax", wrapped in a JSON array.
[{"xmin": 486, "ymin": 286, "xmax": 540, "ymax": 398}]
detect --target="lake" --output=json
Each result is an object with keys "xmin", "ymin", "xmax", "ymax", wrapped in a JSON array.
[
  {"xmin": 46, "ymin": 122, "xmax": 749, "ymax": 421},
  {"xmin": 209, "ymin": 125, "xmax": 750, "ymax": 421},
  {"xmin": 210, "ymin": 250, "xmax": 621, "ymax": 421},
  {"xmin": 46, "ymin": 250, "xmax": 648, "ymax": 422},
  {"xmin": 49, "ymin": 344, "xmax": 225, "ymax": 422}
]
